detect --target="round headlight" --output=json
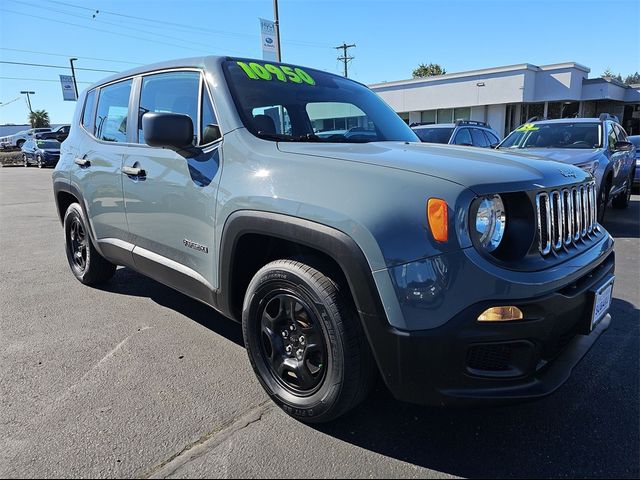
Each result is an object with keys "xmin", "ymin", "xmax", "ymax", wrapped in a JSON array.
[{"xmin": 475, "ymin": 195, "xmax": 506, "ymax": 252}]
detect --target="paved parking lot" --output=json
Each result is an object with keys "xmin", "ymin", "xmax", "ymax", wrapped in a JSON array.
[{"xmin": 1, "ymin": 166, "xmax": 638, "ymax": 479}]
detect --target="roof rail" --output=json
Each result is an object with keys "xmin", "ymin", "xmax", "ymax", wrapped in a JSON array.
[
  {"xmin": 409, "ymin": 122, "xmax": 436, "ymax": 127},
  {"xmin": 598, "ymin": 113, "xmax": 619, "ymax": 123},
  {"xmin": 455, "ymin": 120, "xmax": 488, "ymax": 127}
]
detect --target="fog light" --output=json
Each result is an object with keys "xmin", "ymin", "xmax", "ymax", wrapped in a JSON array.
[{"xmin": 478, "ymin": 306, "xmax": 523, "ymax": 322}]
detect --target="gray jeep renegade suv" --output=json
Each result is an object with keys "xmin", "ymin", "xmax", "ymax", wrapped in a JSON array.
[{"xmin": 53, "ymin": 56, "xmax": 615, "ymax": 423}]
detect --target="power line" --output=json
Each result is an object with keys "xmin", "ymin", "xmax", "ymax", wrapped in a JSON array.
[
  {"xmin": 0, "ymin": 8, "xmax": 213, "ymax": 55},
  {"xmin": 0, "ymin": 96, "xmax": 22, "ymax": 107},
  {"xmin": 8, "ymin": 0, "xmax": 247, "ymax": 55},
  {"xmin": 0, "ymin": 60, "xmax": 118, "ymax": 73},
  {"xmin": 44, "ymin": 0, "xmax": 332, "ymax": 49},
  {"xmin": 0, "ymin": 47, "xmax": 143, "ymax": 66},
  {"xmin": 335, "ymin": 43, "xmax": 356, "ymax": 78}
]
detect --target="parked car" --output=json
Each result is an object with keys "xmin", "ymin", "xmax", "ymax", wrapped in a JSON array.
[
  {"xmin": 53, "ymin": 56, "xmax": 615, "ymax": 423},
  {"xmin": 4, "ymin": 127, "xmax": 52, "ymax": 149},
  {"xmin": 411, "ymin": 120, "xmax": 501, "ymax": 147},
  {"xmin": 498, "ymin": 115, "xmax": 636, "ymax": 221},
  {"xmin": 629, "ymin": 135, "xmax": 640, "ymax": 187},
  {"xmin": 37, "ymin": 124, "xmax": 71, "ymax": 142},
  {"xmin": 21, "ymin": 138, "xmax": 61, "ymax": 168}
]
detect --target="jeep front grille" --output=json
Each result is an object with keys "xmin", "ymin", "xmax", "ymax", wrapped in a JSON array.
[{"xmin": 536, "ymin": 182, "xmax": 598, "ymax": 255}]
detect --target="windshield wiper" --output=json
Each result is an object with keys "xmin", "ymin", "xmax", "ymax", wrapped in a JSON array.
[{"xmin": 255, "ymin": 132, "xmax": 324, "ymax": 142}]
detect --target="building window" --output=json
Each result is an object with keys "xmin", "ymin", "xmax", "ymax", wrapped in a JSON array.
[
  {"xmin": 453, "ymin": 107, "xmax": 471, "ymax": 121},
  {"xmin": 421, "ymin": 110, "xmax": 436, "ymax": 124},
  {"xmin": 398, "ymin": 112, "xmax": 410, "ymax": 124},
  {"xmin": 436, "ymin": 108, "xmax": 453, "ymax": 124},
  {"xmin": 521, "ymin": 103, "xmax": 545, "ymax": 123}
]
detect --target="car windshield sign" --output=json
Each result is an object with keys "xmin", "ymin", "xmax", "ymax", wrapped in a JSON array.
[
  {"xmin": 223, "ymin": 59, "xmax": 418, "ymax": 143},
  {"xmin": 500, "ymin": 122, "xmax": 602, "ymax": 149},
  {"xmin": 36, "ymin": 140, "xmax": 60, "ymax": 149}
]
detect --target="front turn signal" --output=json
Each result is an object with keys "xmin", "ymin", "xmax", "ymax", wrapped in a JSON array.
[{"xmin": 427, "ymin": 198, "xmax": 448, "ymax": 242}]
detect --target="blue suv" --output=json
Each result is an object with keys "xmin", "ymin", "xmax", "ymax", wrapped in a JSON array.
[{"xmin": 499, "ymin": 115, "xmax": 636, "ymax": 221}]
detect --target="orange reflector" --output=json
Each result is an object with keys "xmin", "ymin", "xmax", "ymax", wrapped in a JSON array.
[
  {"xmin": 478, "ymin": 306, "xmax": 524, "ymax": 322},
  {"xmin": 427, "ymin": 198, "xmax": 448, "ymax": 242}
]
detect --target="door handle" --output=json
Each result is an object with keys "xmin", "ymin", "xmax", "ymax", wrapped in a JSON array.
[
  {"xmin": 122, "ymin": 165, "xmax": 146, "ymax": 177},
  {"xmin": 74, "ymin": 158, "xmax": 90, "ymax": 167}
]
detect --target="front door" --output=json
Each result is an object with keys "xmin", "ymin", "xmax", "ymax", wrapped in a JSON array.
[{"xmin": 121, "ymin": 70, "xmax": 222, "ymax": 294}]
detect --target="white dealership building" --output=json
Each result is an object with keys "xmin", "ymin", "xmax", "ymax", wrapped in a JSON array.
[{"xmin": 369, "ymin": 62, "xmax": 640, "ymax": 138}]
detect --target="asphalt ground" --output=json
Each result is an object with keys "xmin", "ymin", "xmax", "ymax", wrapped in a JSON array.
[{"xmin": 1, "ymin": 166, "xmax": 638, "ymax": 479}]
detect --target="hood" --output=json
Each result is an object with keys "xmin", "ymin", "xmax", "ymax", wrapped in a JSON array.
[
  {"xmin": 497, "ymin": 147, "xmax": 602, "ymax": 166},
  {"xmin": 277, "ymin": 142, "xmax": 592, "ymax": 194}
]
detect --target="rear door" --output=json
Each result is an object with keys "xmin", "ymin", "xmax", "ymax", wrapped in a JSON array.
[
  {"xmin": 70, "ymin": 79, "xmax": 133, "ymax": 246},
  {"xmin": 122, "ymin": 70, "xmax": 222, "ymax": 292}
]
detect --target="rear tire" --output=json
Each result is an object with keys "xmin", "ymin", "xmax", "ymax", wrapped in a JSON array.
[
  {"xmin": 63, "ymin": 203, "xmax": 116, "ymax": 285},
  {"xmin": 612, "ymin": 170, "xmax": 634, "ymax": 209},
  {"xmin": 242, "ymin": 259, "xmax": 375, "ymax": 423},
  {"xmin": 36, "ymin": 155, "xmax": 43, "ymax": 168},
  {"xmin": 23, "ymin": 154, "xmax": 29, "ymax": 167}
]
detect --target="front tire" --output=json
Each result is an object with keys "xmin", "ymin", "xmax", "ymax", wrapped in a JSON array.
[
  {"xmin": 23, "ymin": 154, "xmax": 29, "ymax": 167},
  {"xmin": 63, "ymin": 203, "xmax": 116, "ymax": 285},
  {"xmin": 36, "ymin": 155, "xmax": 43, "ymax": 168},
  {"xmin": 242, "ymin": 259, "xmax": 375, "ymax": 423}
]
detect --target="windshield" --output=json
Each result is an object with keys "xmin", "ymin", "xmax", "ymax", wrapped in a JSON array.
[
  {"xmin": 413, "ymin": 127, "xmax": 454, "ymax": 144},
  {"xmin": 500, "ymin": 122, "xmax": 601, "ymax": 149},
  {"xmin": 223, "ymin": 59, "xmax": 418, "ymax": 143},
  {"xmin": 36, "ymin": 140, "xmax": 60, "ymax": 149}
]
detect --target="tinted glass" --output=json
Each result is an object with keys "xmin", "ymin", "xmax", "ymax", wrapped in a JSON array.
[
  {"xmin": 485, "ymin": 130, "xmax": 500, "ymax": 145},
  {"xmin": 36, "ymin": 140, "xmax": 60, "ymax": 149},
  {"xmin": 607, "ymin": 124, "xmax": 617, "ymax": 150},
  {"xmin": 139, "ymin": 71, "xmax": 200, "ymax": 144},
  {"xmin": 500, "ymin": 122, "xmax": 601, "ymax": 149},
  {"xmin": 201, "ymin": 85, "xmax": 219, "ymax": 144},
  {"xmin": 82, "ymin": 90, "xmax": 96, "ymax": 131},
  {"xmin": 223, "ymin": 59, "xmax": 417, "ymax": 143},
  {"xmin": 452, "ymin": 128, "xmax": 472, "ymax": 145},
  {"xmin": 413, "ymin": 127, "xmax": 454, "ymax": 143},
  {"xmin": 613, "ymin": 124, "xmax": 628, "ymax": 143},
  {"xmin": 471, "ymin": 128, "xmax": 489, "ymax": 147},
  {"xmin": 95, "ymin": 80, "xmax": 131, "ymax": 143}
]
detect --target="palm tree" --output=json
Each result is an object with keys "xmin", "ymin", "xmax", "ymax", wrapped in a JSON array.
[{"xmin": 29, "ymin": 109, "xmax": 50, "ymax": 128}]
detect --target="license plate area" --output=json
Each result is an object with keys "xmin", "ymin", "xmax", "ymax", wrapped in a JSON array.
[{"xmin": 590, "ymin": 275, "xmax": 614, "ymax": 331}]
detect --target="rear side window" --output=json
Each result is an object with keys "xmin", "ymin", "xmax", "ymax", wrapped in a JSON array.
[
  {"xmin": 138, "ymin": 71, "xmax": 200, "ymax": 144},
  {"xmin": 95, "ymin": 80, "xmax": 132, "ymax": 143},
  {"xmin": 471, "ymin": 128, "xmax": 489, "ymax": 147},
  {"xmin": 81, "ymin": 90, "xmax": 96, "ymax": 132},
  {"xmin": 453, "ymin": 128, "xmax": 472, "ymax": 145}
]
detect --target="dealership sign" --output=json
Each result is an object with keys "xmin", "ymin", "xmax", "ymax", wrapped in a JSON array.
[
  {"xmin": 59, "ymin": 75, "xmax": 77, "ymax": 101},
  {"xmin": 259, "ymin": 18, "xmax": 278, "ymax": 62}
]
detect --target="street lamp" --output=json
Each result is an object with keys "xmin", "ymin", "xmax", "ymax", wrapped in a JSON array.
[{"xmin": 20, "ymin": 90, "xmax": 35, "ymax": 113}]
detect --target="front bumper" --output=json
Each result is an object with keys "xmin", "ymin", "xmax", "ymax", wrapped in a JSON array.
[{"xmin": 363, "ymin": 238, "xmax": 615, "ymax": 406}]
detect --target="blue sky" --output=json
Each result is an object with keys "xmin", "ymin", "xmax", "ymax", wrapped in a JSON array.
[{"xmin": 1, "ymin": 0, "xmax": 638, "ymax": 124}]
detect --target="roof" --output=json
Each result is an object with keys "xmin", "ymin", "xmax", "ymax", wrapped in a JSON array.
[
  {"xmin": 369, "ymin": 62, "xmax": 590, "ymax": 89},
  {"xmin": 528, "ymin": 118, "xmax": 604, "ymax": 124}
]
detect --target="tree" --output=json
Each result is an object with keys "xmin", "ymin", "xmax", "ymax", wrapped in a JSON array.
[
  {"xmin": 412, "ymin": 63, "xmax": 446, "ymax": 78},
  {"xmin": 28, "ymin": 109, "xmax": 50, "ymax": 128},
  {"xmin": 601, "ymin": 68, "xmax": 623, "ymax": 82},
  {"xmin": 624, "ymin": 72, "xmax": 640, "ymax": 85}
]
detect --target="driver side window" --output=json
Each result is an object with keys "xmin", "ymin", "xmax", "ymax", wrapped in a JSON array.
[
  {"xmin": 453, "ymin": 128, "xmax": 472, "ymax": 145},
  {"xmin": 607, "ymin": 124, "xmax": 617, "ymax": 151}
]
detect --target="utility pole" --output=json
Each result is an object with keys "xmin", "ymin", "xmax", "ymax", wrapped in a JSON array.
[
  {"xmin": 273, "ymin": 0, "xmax": 282, "ymax": 62},
  {"xmin": 20, "ymin": 90, "xmax": 35, "ymax": 113},
  {"xmin": 335, "ymin": 42, "xmax": 355, "ymax": 77},
  {"xmin": 69, "ymin": 57, "xmax": 79, "ymax": 100}
]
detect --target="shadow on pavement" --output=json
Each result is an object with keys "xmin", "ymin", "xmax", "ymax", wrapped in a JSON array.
[
  {"xmin": 315, "ymin": 295, "xmax": 639, "ymax": 479},
  {"xmin": 98, "ymin": 267, "xmax": 244, "ymax": 348},
  {"xmin": 602, "ymin": 196, "xmax": 640, "ymax": 239}
]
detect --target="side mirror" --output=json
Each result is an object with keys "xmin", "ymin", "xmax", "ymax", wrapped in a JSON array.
[
  {"xmin": 614, "ymin": 140, "xmax": 633, "ymax": 152},
  {"xmin": 142, "ymin": 112, "xmax": 199, "ymax": 157}
]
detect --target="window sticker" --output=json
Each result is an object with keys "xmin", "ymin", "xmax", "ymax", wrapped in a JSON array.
[
  {"xmin": 516, "ymin": 123, "xmax": 539, "ymax": 132},
  {"xmin": 236, "ymin": 61, "xmax": 316, "ymax": 85}
]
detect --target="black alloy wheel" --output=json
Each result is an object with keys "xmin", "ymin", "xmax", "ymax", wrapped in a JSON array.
[
  {"xmin": 68, "ymin": 216, "xmax": 88, "ymax": 273},
  {"xmin": 37, "ymin": 155, "xmax": 43, "ymax": 168},
  {"xmin": 258, "ymin": 292, "xmax": 327, "ymax": 394}
]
